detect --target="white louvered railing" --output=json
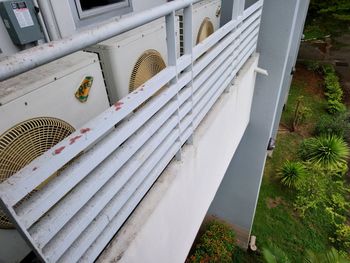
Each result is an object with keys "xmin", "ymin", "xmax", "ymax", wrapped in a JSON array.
[{"xmin": 0, "ymin": 1, "xmax": 263, "ymax": 262}]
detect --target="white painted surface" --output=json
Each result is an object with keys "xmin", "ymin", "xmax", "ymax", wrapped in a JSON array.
[
  {"xmin": 98, "ymin": 54, "xmax": 259, "ymax": 263},
  {"xmin": 0, "ymin": 51, "xmax": 110, "ymax": 134}
]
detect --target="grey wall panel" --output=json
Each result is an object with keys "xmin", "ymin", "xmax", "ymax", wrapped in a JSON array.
[{"xmin": 208, "ymin": 0, "xmax": 310, "ymax": 246}]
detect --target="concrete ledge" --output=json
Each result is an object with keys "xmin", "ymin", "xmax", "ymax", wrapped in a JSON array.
[{"xmin": 97, "ymin": 54, "xmax": 259, "ymax": 263}]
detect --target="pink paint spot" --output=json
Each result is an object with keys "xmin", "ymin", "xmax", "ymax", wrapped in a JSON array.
[
  {"xmin": 80, "ymin": 128, "xmax": 91, "ymax": 134},
  {"xmin": 69, "ymin": 135, "xmax": 82, "ymax": 145},
  {"xmin": 49, "ymin": 44, "xmax": 54, "ymax": 47},
  {"xmin": 53, "ymin": 146, "xmax": 65, "ymax": 155},
  {"xmin": 114, "ymin": 101, "xmax": 124, "ymax": 111},
  {"xmin": 114, "ymin": 101, "xmax": 124, "ymax": 107},
  {"xmin": 32, "ymin": 167, "xmax": 38, "ymax": 171}
]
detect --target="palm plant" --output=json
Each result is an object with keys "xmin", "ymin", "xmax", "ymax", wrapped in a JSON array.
[
  {"xmin": 278, "ymin": 161, "xmax": 306, "ymax": 188},
  {"xmin": 298, "ymin": 135, "xmax": 349, "ymax": 170}
]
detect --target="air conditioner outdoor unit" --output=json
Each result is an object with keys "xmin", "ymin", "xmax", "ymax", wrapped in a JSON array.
[
  {"xmin": 0, "ymin": 51, "xmax": 110, "ymax": 262},
  {"xmin": 178, "ymin": 0, "xmax": 221, "ymax": 56},
  {"xmin": 86, "ymin": 18, "xmax": 171, "ymax": 105}
]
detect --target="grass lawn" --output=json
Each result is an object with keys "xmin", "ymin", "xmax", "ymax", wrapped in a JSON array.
[{"xmin": 248, "ymin": 65, "xmax": 335, "ymax": 262}]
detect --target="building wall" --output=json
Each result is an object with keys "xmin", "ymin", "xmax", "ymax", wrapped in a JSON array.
[{"xmin": 208, "ymin": 0, "xmax": 310, "ymax": 247}]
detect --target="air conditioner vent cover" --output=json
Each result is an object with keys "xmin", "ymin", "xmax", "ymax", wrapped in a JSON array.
[
  {"xmin": 129, "ymin": 49, "xmax": 166, "ymax": 93},
  {"xmin": 197, "ymin": 17, "xmax": 214, "ymax": 44},
  {"xmin": 0, "ymin": 117, "xmax": 75, "ymax": 228}
]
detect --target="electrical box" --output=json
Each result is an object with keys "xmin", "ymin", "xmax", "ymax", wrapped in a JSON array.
[{"xmin": 0, "ymin": 0, "xmax": 43, "ymax": 45}]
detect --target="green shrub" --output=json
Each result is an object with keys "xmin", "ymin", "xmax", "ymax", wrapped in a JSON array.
[
  {"xmin": 323, "ymin": 70, "xmax": 346, "ymax": 114},
  {"xmin": 314, "ymin": 113, "xmax": 350, "ymax": 138},
  {"xmin": 188, "ymin": 220, "xmax": 236, "ymax": 263},
  {"xmin": 303, "ymin": 60, "xmax": 321, "ymax": 72},
  {"xmin": 324, "ymin": 73, "xmax": 340, "ymax": 89},
  {"xmin": 298, "ymin": 135, "xmax": 349, "ymax": 169},
  {"xmin": 327, "ymin": 100, "xmax": 347, "ymax": 114},
  {"xmin": 332, "ymin": 224, "xmax": 350, "ymax": 252},
  {"xmin": 278, "ymin": 161, "xmax": 306, "ymax": 188},
  {"xmin": 321, "ymin": 64, "xmax": 336, "ymax": 75},
  {"xmin": 325, "ymin": 82, "xmax": 342, "ymax": 101}
]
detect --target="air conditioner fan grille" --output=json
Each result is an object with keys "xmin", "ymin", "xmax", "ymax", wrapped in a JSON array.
[{"xmin": 0, "ymin": 117, "xmax": 75, "ymax": 228}]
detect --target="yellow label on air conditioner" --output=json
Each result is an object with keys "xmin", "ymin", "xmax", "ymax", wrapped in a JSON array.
[{"xmin": 75, "ymin": 76, "xmax": 94, "ymax": 103}]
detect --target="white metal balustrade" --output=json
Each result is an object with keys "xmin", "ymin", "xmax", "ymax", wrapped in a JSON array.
[{"xmin": 0, "ymin": 0, "xmax": 263, "ymax": 262}]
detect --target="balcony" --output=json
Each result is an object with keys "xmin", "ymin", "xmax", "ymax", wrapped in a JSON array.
[{"xmin": 0, "ymin": 0, "xmax": 263, "ymax": 262}]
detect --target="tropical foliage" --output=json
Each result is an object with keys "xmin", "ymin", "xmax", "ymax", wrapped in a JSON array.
[
  {"xmin": 298, "ymin": 135, "xmax": 349, "ymax": 170},
  {"xmin": 187, "ymin": 220, "xmax": 236, "ymax": 263},
  {"xmin": 278, "ymin": 161, "xmax": 306, "ymax": 188}
]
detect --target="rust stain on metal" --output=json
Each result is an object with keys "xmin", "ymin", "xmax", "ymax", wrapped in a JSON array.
[
  {"xmin": 80, "ymin": 128, "xmax": 91, "ymax": 134},
  {"xmin": 53, "ymin": 146, "xmax": 65, "ymax": 155},
  {"xmin": 69, "ymin": 135, "xmax": 83, "ymax": 145}
]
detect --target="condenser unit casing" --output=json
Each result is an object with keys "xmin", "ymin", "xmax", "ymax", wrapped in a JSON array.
[
  {"xmin": 0, "ymin": 51, "xmax": 110, "ymax": 134},
  {"xmin": 178, "ymin": 0, "xmax": 221, "ymax": 56},
  {"xmin": 85, "ymin": 18, "xmax": 169, "ymax": 104}
]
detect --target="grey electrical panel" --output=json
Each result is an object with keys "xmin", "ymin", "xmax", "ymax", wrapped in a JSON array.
[{"xmin": 0, "ymin": 0, "xmax": 43, "ymax": 45}]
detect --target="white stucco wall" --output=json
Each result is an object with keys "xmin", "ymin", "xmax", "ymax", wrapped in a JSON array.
[{"xmin": 98, "ymin": 54, "xmax": 259, "ymax": 263}]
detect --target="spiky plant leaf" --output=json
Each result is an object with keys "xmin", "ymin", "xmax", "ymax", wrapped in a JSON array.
[
  {"xmin": 278, "ymin": 161, "xmax": 306, "ymax": 188},
  {"xmin": 299, "ymin": 135, "xmax": 349, "ymax": 170}
]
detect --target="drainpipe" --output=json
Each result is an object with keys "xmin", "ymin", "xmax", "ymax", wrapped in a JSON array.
[
  {"xmin": 36, "ymin": 0, "xmax": 60, "ymax": 40},
  {"xmin": 32, "ymin": 0, "xmax": 51, "ymax": 43}
]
